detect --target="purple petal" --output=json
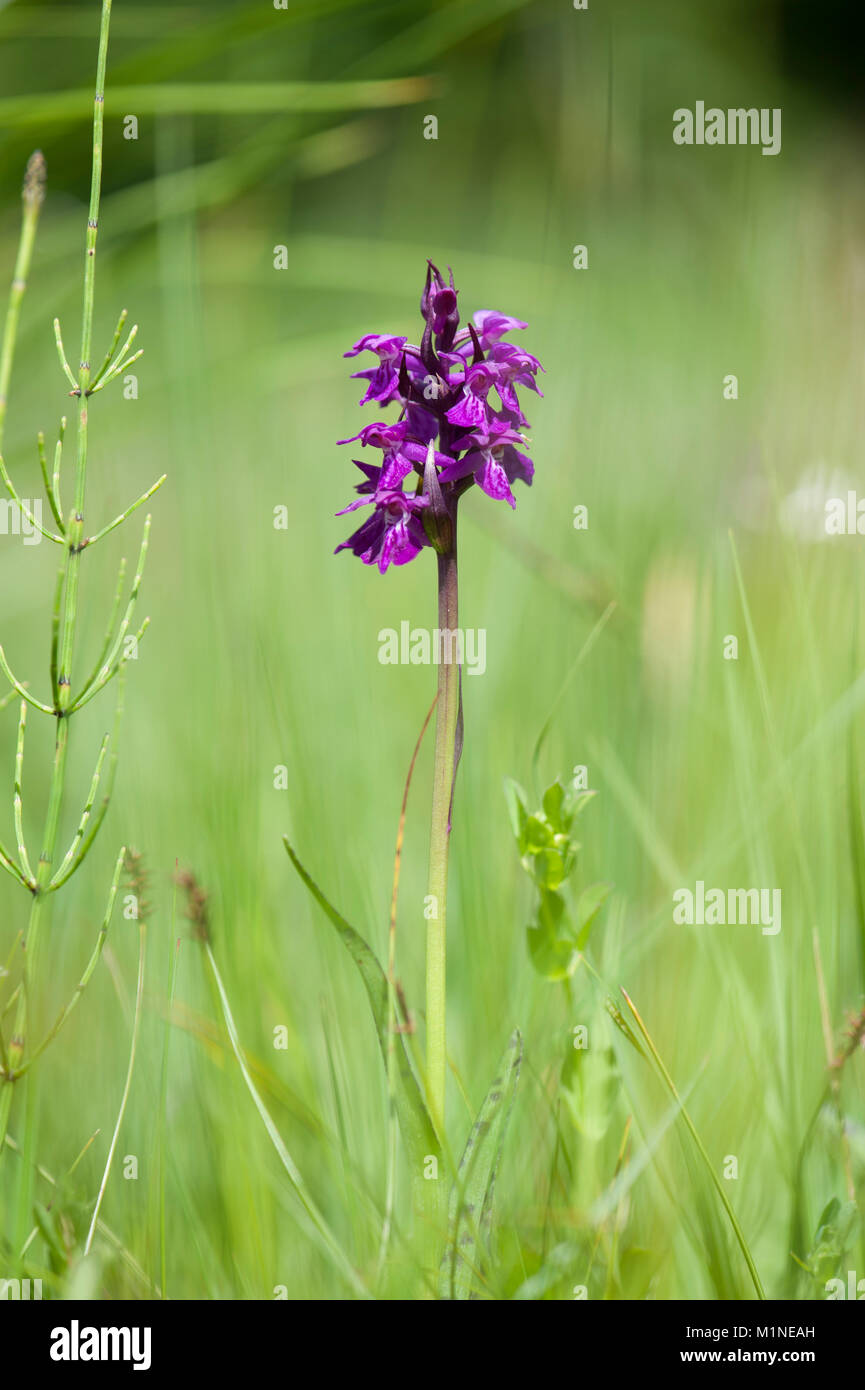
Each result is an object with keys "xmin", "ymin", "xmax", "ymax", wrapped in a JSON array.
[
  {"xmin": 472, "ymin": 310, "xmax": 527, "ymax": 348},
  {"xmin": 344, "ymin": 333, "xmax": 407, "ymax": 360},
  {"xmin": 476, "ymin": 454, "xmax": 517, "ymax": 507},
  {"xmin": 445, "ymin": 392, "xmax": 490, "ymax": 429}
]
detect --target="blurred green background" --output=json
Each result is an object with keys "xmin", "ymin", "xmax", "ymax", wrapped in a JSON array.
[{"xmin": 0, "ymin": 0, "xmax": 864, "ymax": 1299}]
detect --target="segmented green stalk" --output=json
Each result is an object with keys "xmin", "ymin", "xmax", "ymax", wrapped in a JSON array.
[
  {"xmin": 0, "ymin": 152, "xmax": 44, "ymax": 451},
  {"xmin": 0, "ymin": 0, "xmax": 165, "ymax": 1172}
]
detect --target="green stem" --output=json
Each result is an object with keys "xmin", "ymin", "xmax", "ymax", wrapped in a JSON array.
[
  {"xmin": 0, "ymin": 169, "xmax": 47, "ymax": 1144},
  {"xmin": 60, "ymin": 0, "xmax": 112, "ymax": 706},
  {"xmin": 621, "ymin": 988, "xmax": 766, "ymax": 1300},
  {"xmin": 379, "ymin": 693, "xmax": 437, "ymax": 1283},
  {"xmin": 0, "ymin": 0, "xmax": 114, "ymax": 1168},
  {"xmin": 158, "ymin": 928, "xmax": 181, "ymax": 1298},
  {"xmin": 423, "ymin": 519, "xmax": 460, "ymax": 1266},
  {"xmin": 0, "ymin": 159, "xmax": 45, "ymax": 1154},
  {"xmin": 84, "ymin": 914, "xmax": 145, "ymax": 1255},
  {"xmin": 204, "ymin": 940, "xmax": 370, "ymax": 1298},
  {"xmin": 0, "ymin": 153, "xmax": 44, "ymax": 454}
]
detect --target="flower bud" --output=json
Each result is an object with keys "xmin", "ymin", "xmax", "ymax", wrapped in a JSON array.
[{"xmin": 23, "ymin": 150, "xmax": 46, "ymax": 210}]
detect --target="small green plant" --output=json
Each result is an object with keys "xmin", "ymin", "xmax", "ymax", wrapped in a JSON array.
[
  {"xmin": 505, "ymin": 774, "xmax": 611, "ymax": 981},
  {"xmin": 0, "ymin": 0, "xmax": 165, "ymax": 1180}
]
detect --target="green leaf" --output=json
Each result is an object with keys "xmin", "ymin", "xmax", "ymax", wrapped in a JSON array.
[
  {"xmin": 438, "ymin": 1028, "xmax": 523, "ymax": 1300},
  {"xmin": 511, "ymin": 781, "xmax": 598, "ymax": 888},
  {"xmin": 34, "ymin": 1202, "xmax": 68, "ymax": 1273},
  {"xmin": 524, "ymin": 813, "xmax": 553, "ymax": 853},
  {"xmin": 527, "ymin": 923, "xmax": 576, "ymax": 980},
  {"xmin": 542, "ymin": 778, "xmax": 592, "ymax": 835},
  {"xmin": 806, "ymin": 1197, "xmax": 859, "ymax": 1287},
  {"xmin": 205, "ymin": 939, "xmax": 370, "ymax": 1299},
  {"xmin": 0, "ymin": 78, "xmax": 435, "ymax": 129},
  {"xmin": 574, "ymin": 881, "xmax": 612, "ymax": 949},
  {"xmin": 560, "ymin": 1043, "xmax": 619, "ymax": 1141},
  {"xmin": 603, "ymin": 996, "xmax": 646, "ymax": 1058},
  {"xmin": 526, "ymin": 889, "xmax": 577, "ymax": 980},
  {"xmin": 570, "ymin": 788, "xmax": 598, "ymax": 820},
  {"xmin": 529, "ymin": 845, "xmax": 567, "ymax": 891},
  {"xmin": 503, "ymin": 776, "xmax": 528, "ymax": 843},
  {"xmin": 283, "ymin": 838, "xmax": 436, "ymax": 1174},
  {"xmin": 542, "ymin": 779, "xmax": 567, "ymax": 830},
  {"xmin": 815, "ymin": 1197, "xmax": 840, "ymax": 1233}
]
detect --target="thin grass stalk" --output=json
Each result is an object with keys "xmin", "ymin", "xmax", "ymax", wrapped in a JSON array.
[
  {"xmin": 0, "ymin": 152, "xmax": 44, "ymax": 451},
  {"xmin": 157, "ymin": 926, "xmax": 180, "ymax": 1298},
  {"xmin": 15, "ymin": 847, "xmax": 123, "ymax": 1076},
  {"xmin": 0, "ymin": 162, "xmax": 44, "ymax": 908},
  {"xmin": 621, "ymin": 987, "xmax": 766, "ymax": 1300},
  {"xmin": 202, "ymin": 939, "xmax": 371, "ymax": 1299},
  {"xmin": 378, "ymin": 693, "xmax": 436, "ymax": 1281},
  {"xmin": 3, "ymin": 1132, "xmax": 159, "ymax": 1297},
  {"xmin": 84, "ymin": 908, "xmax": 145, "ymax": 1255}
]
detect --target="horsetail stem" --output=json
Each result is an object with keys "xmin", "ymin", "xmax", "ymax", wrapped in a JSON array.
[
  {"xmin": 0, "ymin": 0, "xmax": 165, "ymax": 1166},
  {"xmin": 0, "ymin": 152, "xmax": 44, "ymax": 452}
]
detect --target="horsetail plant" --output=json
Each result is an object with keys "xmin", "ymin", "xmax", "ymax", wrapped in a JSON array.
[
  {"xmin": 287, "ymin": 263, "xmax": 542, "ymax": 1289},
  {"xmin": 0, "ymin": 0, "xmax": 165, "ymax": 1176}
]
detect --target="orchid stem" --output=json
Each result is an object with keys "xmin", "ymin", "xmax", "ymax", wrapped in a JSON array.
[{"xmin": 424, "ymin": 518, "xmax": 460, "ymax": 1264}]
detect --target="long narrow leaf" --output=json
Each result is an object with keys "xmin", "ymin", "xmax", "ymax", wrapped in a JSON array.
[
  {"xmin": 438, "ymin": 1028, "xmax": 522, "ymax": 1300},
  {"xmin": 284, "ymin": 838, "xmax": 436, "ymax": 1176},
  {"xmin": 204, "ymin": 941, "xmax": 369, "ymax": 1300},
  {"xmin": 621, "ymin": 988, "xmax": 765, "ymax": 1300}
]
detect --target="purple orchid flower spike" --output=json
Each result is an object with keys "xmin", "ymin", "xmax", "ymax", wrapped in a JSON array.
[
  {"xmin": 335, "ymin": 264, "xmax": 542, "ymax": 572},
  {"xmin": 331, "ymin": 267, "xmax": 544, "ymax": 1210}
]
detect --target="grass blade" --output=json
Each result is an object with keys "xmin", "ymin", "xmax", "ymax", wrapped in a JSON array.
[
  {"xmin": 0, "ymin": 78, "xmax": 433, "ymax": 127},
  {"xmin": 203, "ymin": 939, "xmax": 370, "ymax": 1300},
  {"xmin": 283, "ymin": 838, "xmax": 437, "ymax": 1177},
  {"xmin": 621, "ymin": 988, "xmax": 765, "ymax": 1300},
  {"xmin": 438, "ymin": 1027, "xmax": 522, "ymax": 1300},
  {"xmin": 84, "ymin": 906, "xmax": 146, "ymax": 1255}
]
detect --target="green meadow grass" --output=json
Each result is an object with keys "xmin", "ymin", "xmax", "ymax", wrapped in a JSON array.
[{"xmin": 0, "ymin": 0, "xmax": 863, "ymax": 1299}]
